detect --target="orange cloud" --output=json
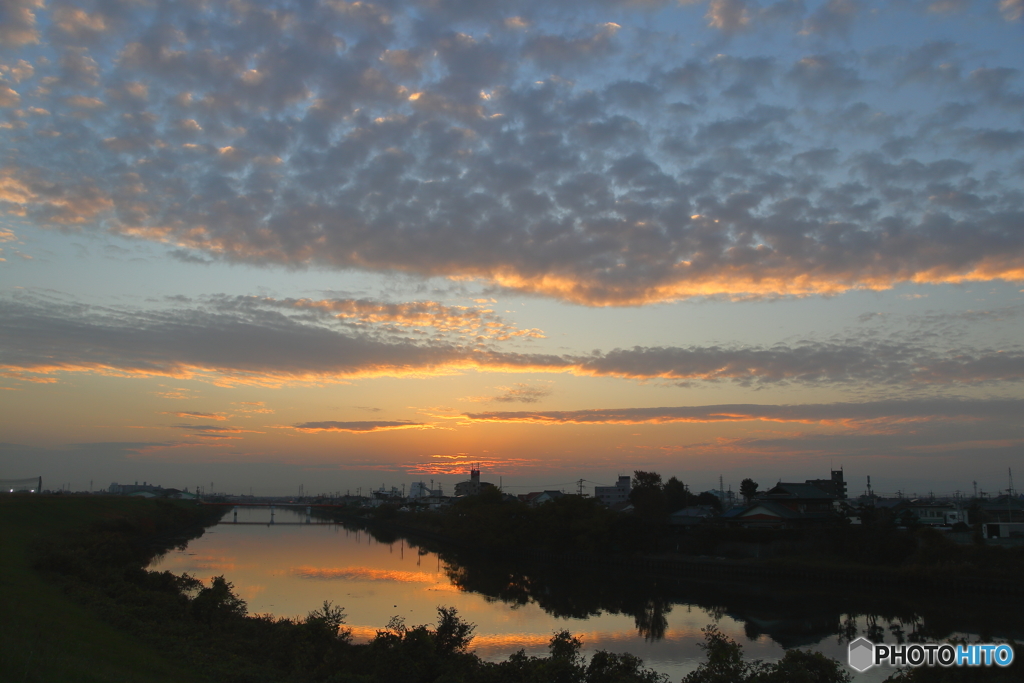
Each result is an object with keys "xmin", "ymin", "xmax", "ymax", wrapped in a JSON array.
[
  {"xmin": 460, "ymin": 399, "xmax": 1024, "ymax": 427},
  {"xmin": 165, "ymin": 411, "xmax": 228, "ymax": 421},
  {"xmin": 290, "ymin": 421, "xmax": 434, "ymax": 433}
]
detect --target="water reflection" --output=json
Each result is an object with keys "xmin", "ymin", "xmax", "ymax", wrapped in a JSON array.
[
  {"xmin": 432, "ymin": 539, "xmax": 1023, "ymax": 650},
  {"xmin": 149, "ymin": 508, "xmax": 1022, "ymax": 682}
]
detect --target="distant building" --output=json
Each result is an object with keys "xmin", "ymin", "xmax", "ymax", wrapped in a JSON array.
[
  {"xmin": 669, "ymin": 506, "xmax": 715, "ymax": 526},
  {"xmin": 806, "ymin": 470, "xmax": 848, "ymax": 499},
  {"xmin": 518, "ymin": 490, "xmax": 565, "ymax": 506},
  {"xmin": 454, "ymin": 468, "xmax": 496, "ymax": 497},
  {"xmin": 372, "ymin": 485, "xmax": 403, "ymax": 502},
  {"xmin": 900, "ymin": 501, "xmax": 964, "ymax": 525},
  {"xmin": 108, "ymin": 481, "xmax": 165, "ymax": 496},
  {"xmin": 409, "ymin": 481, "xmax": 443, "ymax": 498},
  {"xmin": 758, "ymin": 482, "xmax": 836, "ymax": 514},
  {"xmin": 595, "ymin": 476, "xmax": 631, "ymax": 507},
  {"xmin": 976, "ymin": 495, "xmax": 1024, "ymax": 523}
]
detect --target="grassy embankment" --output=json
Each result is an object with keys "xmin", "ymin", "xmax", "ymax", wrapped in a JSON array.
[{"xmin": 0, "ymin": 495, "xmax": 218, "ymax": 683}]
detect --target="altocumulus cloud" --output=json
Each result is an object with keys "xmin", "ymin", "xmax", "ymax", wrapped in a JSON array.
[
  {"xmin": 0, "ymin": 0, "xmax": 1021, "ymax": 304},
  {"xmin": 2, "ymin": 294, "xmax": 1024, "ymax": 388}
]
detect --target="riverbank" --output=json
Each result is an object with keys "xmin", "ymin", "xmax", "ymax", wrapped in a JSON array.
[
  {"xmin": 320, "ymin": 507, "xmax": 1024, "ymax": 596},
  {"xmin": 0, "ymin": 495, "xmax": 222, "ymax": 683}
]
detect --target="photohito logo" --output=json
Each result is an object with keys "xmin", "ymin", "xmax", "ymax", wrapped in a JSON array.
[{"xmin": 848, "ymin": 638, "xmax": 1014, "ymax": 673}]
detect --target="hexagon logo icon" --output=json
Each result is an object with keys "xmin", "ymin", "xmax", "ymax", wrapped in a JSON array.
[{"xmin": 848, "ymin": 637, "xmax": 875, "ymax": 672}]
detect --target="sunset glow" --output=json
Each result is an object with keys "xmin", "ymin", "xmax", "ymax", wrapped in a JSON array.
[{"xmin": 1, "ymin": 0, "xmax": 1022, "ymax": 497}]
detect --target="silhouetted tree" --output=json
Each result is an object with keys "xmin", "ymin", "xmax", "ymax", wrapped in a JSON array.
[
  {"xmin": 664, "ymin": 476, "xmax": 695, "ymax": 513},
  {"xmin": 629, "ymin": 471, "xmax": 667, "ymax": 522},
  {"xmin": 190, "ymin": 575, "xmax": 247, "ymax": 624},
  {"xmin": 695, "ymin": 491, "xmax": 723, "ymax": 513},
  {"xmin": 740, "ymin": 479, "xmax": 759, "ymax": 503}
]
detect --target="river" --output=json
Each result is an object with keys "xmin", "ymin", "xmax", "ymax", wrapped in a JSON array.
[{"xmin": 149, "ymin": 506, "xmax": 1018, "ymax": 681}]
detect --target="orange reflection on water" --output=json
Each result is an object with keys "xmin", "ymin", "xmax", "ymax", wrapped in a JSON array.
[
  {"xmin": 290, "ymin": 565, "xmax": 449, "ymax": 585},
  {"xmin": 343, "ymin": 625, "xmax": 700, "ymax": 654}
]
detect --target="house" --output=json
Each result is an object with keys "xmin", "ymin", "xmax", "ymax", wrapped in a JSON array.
[
  {"xmin": 721, "ymin": 500, "xmax": 807, "ymax": 529},
  {"xmin": 595, "ymin": 476, "xmax": 630, "ymax": 507},
  {"xmin": 901, "ymin": 501, "xmax": 964, "ymax": 526},
  {"xmin": 454, "ymin": 468, "xmax": 496, "ymax": 497},
  {"xmin": 669, "ymin": 506, "xmax": 716, "ymax": 526},
  {"xmin": 758, "ymin": 482, "xmax": 837, "ymax": 515},
  {"xmin": 518, "ymin": 490, "xmax": 565, "ymax": 506},
  {"xmin": 976, "ymin": 495, "xmax": 1024, "ymax": 523},
  {"xmin": 722, "ymin": 478, "xmax": 843, "ymax": 528}
]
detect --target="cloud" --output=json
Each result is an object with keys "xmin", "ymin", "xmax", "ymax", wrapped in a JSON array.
[
  {"xmin": 706, "ymin": 0, "xmax": 751, "ymax": 33},
  {"xmin": 0, "ymin": 0, "xmax": 43, "ymax": 47},
  {"xmin": 464, "ymin": 383, "xmax": 552, "ymax": 403},
  {"xmin": 407, "ymin": 456, "xmax": 537, "ymax": 476},
  {"xmin": 1000, "ymin": 0, "xmax": 1023, "ymax": 21},
  {"xmin": 523, "ymin": 23, "xmax": 620, "ymax": 68},
  {"xmin": 233, "ymin": 401, "xmax": 275, "ymax": 414},
  {"xmin": 3, "ymin": 293, "xmax": 1024, "ymax": 389},
  {"xmin": 461, "ymin": 398, "xmax": 1024, "ymax": 426},
  {"xmin": 0, "ymin": 1, "xmax": 1018, "ymax": 305},
  {"xmin": 222, "ymin": 296, "xmax": 544, "ymax": 342},
  {"xmin": 169, "ymin": 424, "xmax": 262, "ymax": 434},
  {"xmin": 573, "ymin": 341, "xmax": 1024, "ymax": 386},
  {"xmin": 800, "ymin": 0, "xmax": 859, "ymax": 37},
  {"xmin": 165, "ymin": 411, "xmax": 228, "ymax": 421},
  {"xmin": 290, "ymin": 421, "xmax": 432, "ymax": 433}
]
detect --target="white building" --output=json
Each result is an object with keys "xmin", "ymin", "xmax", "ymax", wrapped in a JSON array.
[
  {"xmin": 409, "ymin": 481, "xmax": 443, "ymax": 498},
  {"xmin": 595, "ymin": 476, "xmax": 631, "ymax": 506}
]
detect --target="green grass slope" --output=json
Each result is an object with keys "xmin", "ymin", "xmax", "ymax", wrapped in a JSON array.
[{"xmin": 0, "ymin": 495, "xmax": 211, "ymax": 683}]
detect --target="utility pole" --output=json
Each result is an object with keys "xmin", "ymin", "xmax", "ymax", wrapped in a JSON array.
[{"xmin": 577, "ymin": 479, "xmax": 584, "ymax": 496}]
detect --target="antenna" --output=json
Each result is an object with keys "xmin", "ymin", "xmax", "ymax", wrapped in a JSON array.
[{"xmin": 1009, "ymin": 468, "xmax": 1016, "ymax": 497}]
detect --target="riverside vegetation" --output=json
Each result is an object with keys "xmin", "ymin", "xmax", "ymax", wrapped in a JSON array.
[
  {"xmin": 364, "ymin": 477, "xmax": 1024, "ymax": 587},
  {"xmin": 1, "ymin": 494, "xmax": 1019, "ymax": 682}
]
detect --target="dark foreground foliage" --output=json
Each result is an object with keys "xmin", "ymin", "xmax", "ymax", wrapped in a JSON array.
[{"xmin": 681, "ymin": 626, "xmax": 852, "ymax": 683}]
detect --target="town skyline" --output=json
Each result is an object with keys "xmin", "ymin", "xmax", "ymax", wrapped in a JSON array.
[{"xmin": 2, "ymin": 0, "xmax": 1023, "ymax": 497}]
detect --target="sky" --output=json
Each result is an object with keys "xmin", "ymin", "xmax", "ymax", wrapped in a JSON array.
[{"xmin": 1, "ymin": 0, "xmax": 1023, "ymax": 498}]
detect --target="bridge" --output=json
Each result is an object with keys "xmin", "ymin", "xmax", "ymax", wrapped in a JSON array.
[{"xmin": 200, "ymin": 501, "xmax": 348, "ymax": 524}]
